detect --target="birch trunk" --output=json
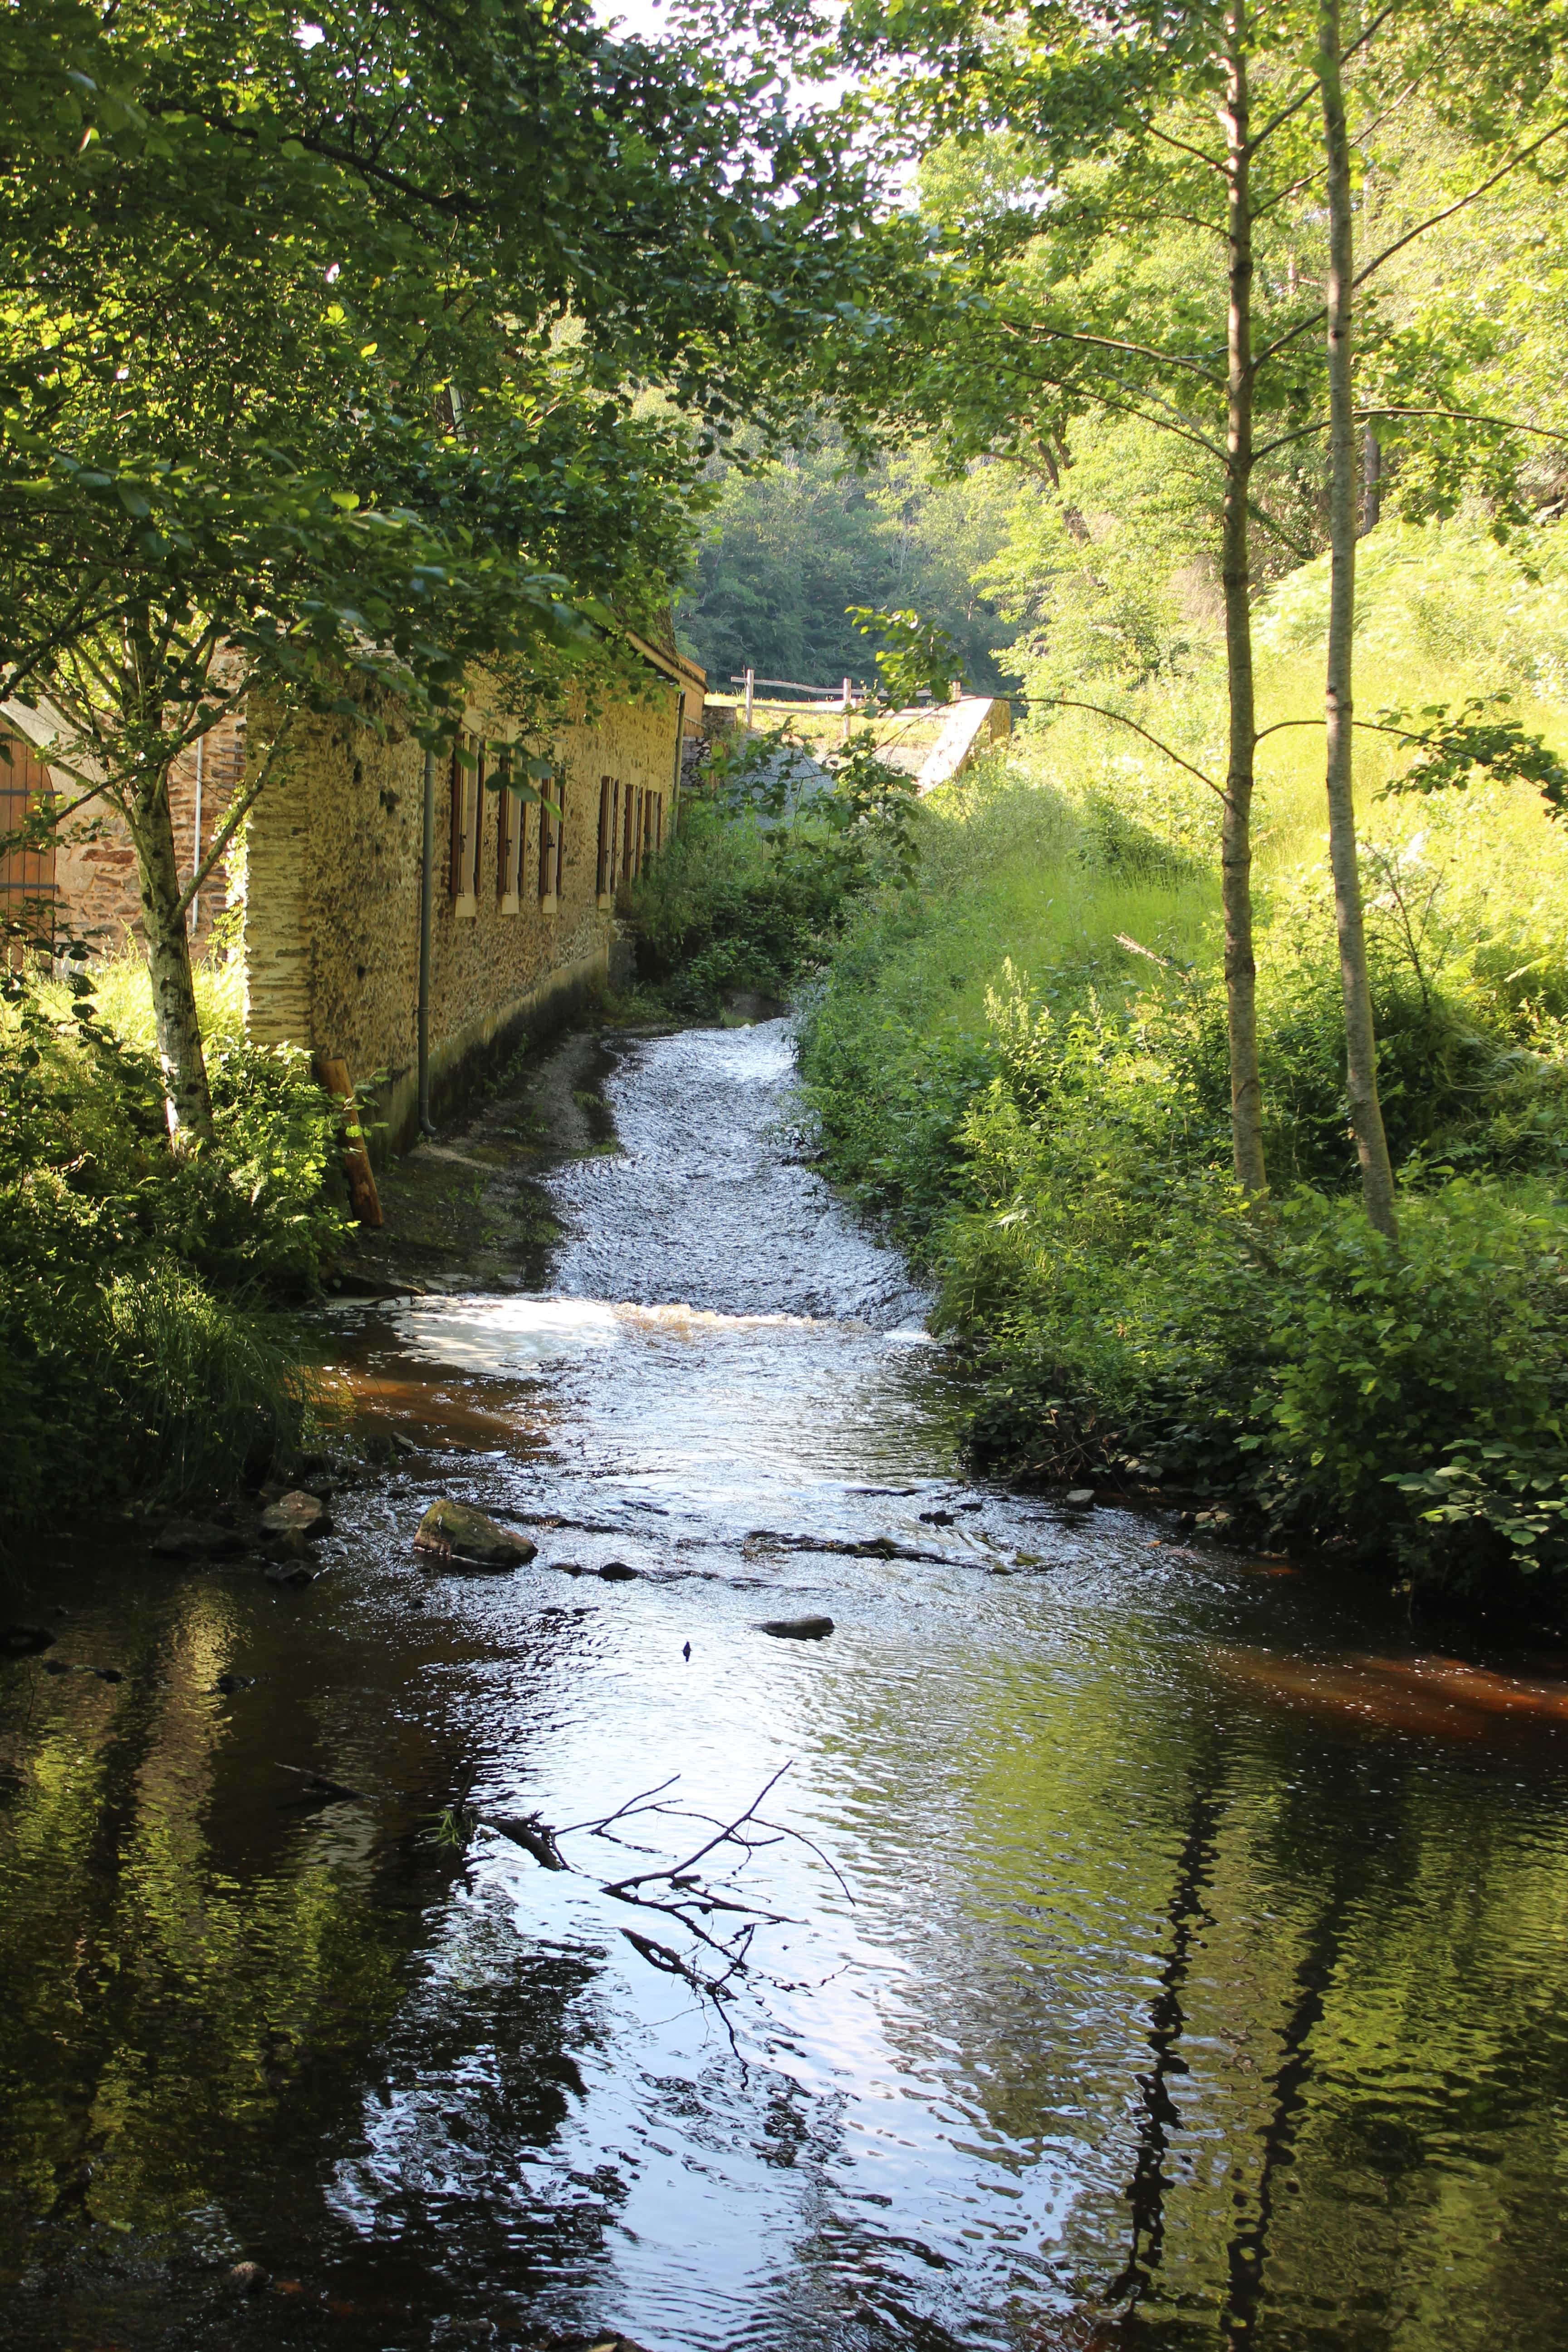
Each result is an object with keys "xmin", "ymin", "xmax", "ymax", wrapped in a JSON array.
[
  {"xmin": 125, "ymin": 762, "xmax": 216, "ymax": 1147},
  {"xmin": 1221, "ymin": 6, "xmax": 1267, "ymax": 1200},
  {"xmin": 1319, "ymin": 0, "xmax": 1399, "ymax": 1241}
]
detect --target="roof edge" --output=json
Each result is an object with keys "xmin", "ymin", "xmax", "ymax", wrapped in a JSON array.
[{"xmin": 622, "ymin": 628, "xmax": 706, "ymax": 694}]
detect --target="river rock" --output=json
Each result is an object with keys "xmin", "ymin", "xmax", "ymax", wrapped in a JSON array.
[
  {"xmin": 1, "ymin": 1623, "xmax": 55, "ymax": 1656},
  {"xmin": 414, "ymin": 1498, "xmax": 537, "ymax": 1570},
  {"xmin": 598, "ymin": 1560, "xmax": 638, "ymax": 1582},
  {"xmin": 1064, "ymin": 1489, "xmax": 1097, "ymax": 1509},
  {"xmin": 760, "ymin": 1615, "xmax": 835, "ymax": 1640},
  {"xmin": 228, "ymin": 2261, "xmax": 270, "ymax": 2297},
  {"xmin": 265, "ymin": 1559, "xmax": 316, "ymax": 1589},
  {"xmin": 260, "ymin": 1490, "xmax": 333, "ymax": 1541},
  {"xmin": 152, "ymin": 1518, "xmax": 244, "ymax": 1561}
]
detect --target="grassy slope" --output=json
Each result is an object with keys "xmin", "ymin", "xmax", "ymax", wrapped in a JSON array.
[{"xmin": 799, "ymin": 519, "xmax": 1568, "ymax": 1589}]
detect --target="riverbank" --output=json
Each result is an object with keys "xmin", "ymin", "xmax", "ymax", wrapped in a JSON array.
[
  {"xmin": 796, "ymin": 753, "xmax": 1568, "ymax": 1601},
  {"xmin": 0, "ymin": 956, "xmax": 343, "ymax": 1543},
  {"xmin": 5, "ymin": 1014, "xmax": 1568, "ymax": 2351},
  {"xmin": 786, "ymin": 533, "xmax": 1568, "ymax": 1602}
]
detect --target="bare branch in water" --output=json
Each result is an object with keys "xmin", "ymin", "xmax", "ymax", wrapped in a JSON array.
[{"xmin": 471, "ymin": 1759, "xmax": 852, "ymax": 2041}]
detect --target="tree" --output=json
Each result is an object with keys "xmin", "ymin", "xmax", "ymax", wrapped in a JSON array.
[
  {"xmin": 679, "ymin": 433, "xmax": 1021, "ymax": 691},
  {"xmin": 807, "ymin": 0, "xmax": 1337, "ymax": 1197},
  {"xmin": 1317, "ymin": 0, "xmax": 1399, "ymax": 1237},
  {"xmin": 1, "ymin": 0, "xmax": 872, "ymax": 1138},
  {"xmin": 804, "ymin": 0, "xmax": 1568, "ymax": 1211}
]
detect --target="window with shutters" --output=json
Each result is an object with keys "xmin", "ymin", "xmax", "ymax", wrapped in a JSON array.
[
  {"xmin": 596, "ymin": 775, "xmax": 613, "ymax": 908},
  {"xmin": 450, "ymin": 732, "xmax": 482, "ymax": 916},
  {"xmin": 497, "ymin": 747, "xmax": 524, "ymax": 915},
  {"xmin": 538, "ymin": 772, "xmax": 564, "ymax": 911}
]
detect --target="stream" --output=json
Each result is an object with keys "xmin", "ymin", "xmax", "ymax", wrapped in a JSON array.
[{"xmin": 5, "ymin": 1019, "xmax": 1568, "ymax": 2351}]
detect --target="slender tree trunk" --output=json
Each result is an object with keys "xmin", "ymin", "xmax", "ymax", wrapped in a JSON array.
[
  {"xmin": 125, "ymin": 763, "xmax": 216, "ymax": 1146},
  {"xmin": 1320, "ymin": 0, "xmax": 1399, "ymax": 1241},
  {"xmin": 1360, "ymin": 423, "xmax": 1382, "ymax": 534},
  {"xmin": 1221, "ymin": 7, "xmax": 1267, "ymax": 1200}
]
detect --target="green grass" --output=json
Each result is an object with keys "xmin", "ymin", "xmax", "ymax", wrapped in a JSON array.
[
  {"xmin": 32, "ymin": 946, "xmax": 247, "ymax": 1052},
  {"xmin": 797, "ymin": 515, "xmax": 1568, "ymax": 1592}
]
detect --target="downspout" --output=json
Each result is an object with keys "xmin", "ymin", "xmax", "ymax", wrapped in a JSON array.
[
  {"xmin": 417, "ymin": 746, "xmax": 436, "ymax": 1135},
  {"xmin": 670, "ymin": 689, "xmax": 686, "ymax": 824}
]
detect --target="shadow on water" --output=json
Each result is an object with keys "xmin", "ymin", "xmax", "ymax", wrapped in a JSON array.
[{"xmin": 5, "ymin": 1019, "xmax": 1568, "ymax": 2350}]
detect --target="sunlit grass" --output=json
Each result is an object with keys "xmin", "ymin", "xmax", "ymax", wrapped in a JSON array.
[{"xmin": 32, "ymin": 949, "xmax": 246, "ymax": 1052}]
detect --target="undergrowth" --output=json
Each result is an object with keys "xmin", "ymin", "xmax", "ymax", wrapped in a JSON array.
[
  {"xmin": 0, "ymin": 953, "xmax": 343, "ymax": 1539},
  {"xmin": 790, "ymin": 518, "xmax": 1568, "ymax": 1597},
  {"xmin": 631, "ymin": 725, "xmax": 921, "ymax": 1014}
]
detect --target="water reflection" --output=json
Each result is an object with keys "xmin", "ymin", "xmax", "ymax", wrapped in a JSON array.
[{"xmin": 4, "ymin": 1021, "xmax": 1568, "ymax": 2350}]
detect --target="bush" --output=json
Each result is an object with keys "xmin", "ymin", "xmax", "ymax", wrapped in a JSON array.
[
  {"xmin": 632, "ymin": 726, "xmax": 922, "ymax": 1015},
  {"xmin": 0, "ymin": 961, "xmax": 341, "ymax": 1538},
  {"xmin": 798, "ymin": 755, "xmax": 1568, "ymax": 1592}
]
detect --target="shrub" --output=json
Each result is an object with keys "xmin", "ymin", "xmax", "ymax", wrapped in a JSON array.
[
  {"xmin": 0, "ymin": 961, "xmax": 342, "ymax": 1537},
  {"xmin": 632, "ymin": 727, "xmax": 922, "ymax": 1015},
  {"xmin": 798, "ymin": 766, "xmax": 1568, "ymax": 1591}
]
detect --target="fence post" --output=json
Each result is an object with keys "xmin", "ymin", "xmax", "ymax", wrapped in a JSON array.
[{"xmin": 744, "ymin": 668, "xmax": 755, "ymax": 727}]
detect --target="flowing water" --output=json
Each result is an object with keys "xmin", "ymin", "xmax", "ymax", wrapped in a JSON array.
[{"xmin": 5, "ymin": 1020, "xmax": 1568, "ymax": 2352}]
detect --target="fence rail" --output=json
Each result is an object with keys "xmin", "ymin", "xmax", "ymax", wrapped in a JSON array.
[{"xmin": 728, "ymin": 674, "xmax": 867, "ymax": 700}]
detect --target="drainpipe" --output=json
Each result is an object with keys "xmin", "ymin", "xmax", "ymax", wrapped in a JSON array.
[
  {"xmin": 188, "ymin": 733, "xmax": 204, "ymax": 937},
  {"xmin": 417, "ymin": 746, "xmax": 436, "ymax": 1136},
  {"xmin": 670, "ymin": 689, "xmax": 686, "ymax": 823}
]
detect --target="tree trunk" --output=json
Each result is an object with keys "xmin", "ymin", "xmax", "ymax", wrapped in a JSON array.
[
  {"xmin": 1221, "ymin": 6, "xmax": 1267, "ymax": 1200},
  {"xmin": 1320, "ymin": 0, "xmax": 1399, "ymax": 1241},
  {"xmin": 1360, "ymin": 423, "xmax": 1382, "ymax": 534},
  {"xmin": 126, "ymin": 764, "xmax": 216, "ymax": 1146}
]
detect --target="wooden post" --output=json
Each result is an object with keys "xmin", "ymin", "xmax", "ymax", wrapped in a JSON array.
[
  {"xmin": 315, "ymin": 1056, "xmax": 383, "ymax": 1227},
  {"xmin": 744, "ymin": 668, "xmax": 755, "ymax": 726}
]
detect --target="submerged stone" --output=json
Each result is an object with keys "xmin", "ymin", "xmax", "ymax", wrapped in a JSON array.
[
  {"xmin": 760, "ymin": 1615, "xmax": 835, "ymax": 1641},
  {"xmin": 414, "ymin": 1497, "xmax": 537, "ymax": 1570},
  {"xmin": 264, "ymin": 1560, "xmax": 316, "ymax": 1589},
  {"xmin": 1, "ymin": 1623, "xmax": 55, "ymax": 1656},
  {"xmin": 152, "ymin": 1518, "xmax": 244, "ymax": 1561},
  {"xmin": 260, "ymin": 1490, "xmax": 333, "ymax": 1541}
]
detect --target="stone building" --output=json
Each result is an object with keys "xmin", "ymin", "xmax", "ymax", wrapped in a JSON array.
[
  {"xmin": 243, "ymin": 633, "xmax": 703, "ymax": 1147},
  {"xmin": 9, "ymin": 629, "xmax": 704, "ymax": 1149}
]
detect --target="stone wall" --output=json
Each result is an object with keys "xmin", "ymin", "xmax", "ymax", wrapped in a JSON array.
[
  {"xmin": 52, "ymin": 711, "xmax": 246, "ymax": 951},
  {"xmin": 242, "ymin": 651, "xmax": 703, "ymax": 1150}
]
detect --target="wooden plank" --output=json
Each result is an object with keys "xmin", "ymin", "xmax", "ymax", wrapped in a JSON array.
[{"xmin": 315, "ymin": 1056, "xmax": 384, "ymax": 1227}]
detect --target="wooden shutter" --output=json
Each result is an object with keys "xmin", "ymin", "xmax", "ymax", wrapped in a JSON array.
[
  {"xmin": 449, "ymin": 740, "xmax": 466, "ymax": 901},
  {"xmin": 596, "ymin": 775, "xmax": 612, "ymax": 901},
  {"xmin": 538, "ymin": 774, "xmax": 555, "ymax": 903},
  {"xmin": 0, "ymin": 734, "xmax": 56, "ymax": 965}
]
